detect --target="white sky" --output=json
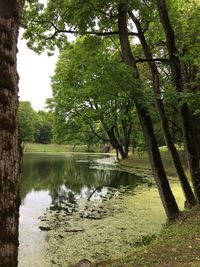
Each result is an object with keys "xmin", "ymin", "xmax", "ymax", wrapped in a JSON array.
[
  {"xmin": 17, "ymin": 0, "xmax": 55, "ymax": 111},
  {"xmin": 17, "ymin": 34, "xmax": 58, "ymax": 111}
]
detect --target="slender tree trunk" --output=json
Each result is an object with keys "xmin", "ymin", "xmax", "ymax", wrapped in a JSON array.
[
  {"xmin": 107, "ymin": 127, "xmax": 127, "ymax": 159},
  {"xmin": 0, "ymin": 1, "xmax": 24, "ymax": 266},
  {"xmin": 118, "ymin": 1, "xmax": 179, "ymax": 220},
  {"xmin": 129, "ymin": 13, "xmax": 196, "ymax": 207},
  {"xmin": 156, "ymin": 0, "xmax": 200, "ymax": 203}
]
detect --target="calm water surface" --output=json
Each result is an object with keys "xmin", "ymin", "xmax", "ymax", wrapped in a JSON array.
[{"xmin": 18, "ymin": 153, "xmax": 184, "ymax": 266}]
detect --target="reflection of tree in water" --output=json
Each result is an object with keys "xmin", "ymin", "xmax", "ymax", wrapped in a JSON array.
[
  {"xmin": 20, "ymin": 155, "xmax": 67, "ymax": 201},
  {"xmin": 51, "ymin": 186, "xmax": 77, "ymax": 206},
  {"xmin": 20, "ymin": 154, "xmax": 101, "ymax": 201},
  {"xmin": 109, "ymin": 171, "xmax": 142, "ymax": 188},
  {"xmin": 20, "ymin": 154, "xmax": 145, "ymax": 205}
]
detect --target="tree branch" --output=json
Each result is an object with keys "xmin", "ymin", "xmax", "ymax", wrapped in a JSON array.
[
  {"xmin": 135, "ymin": 58, "xmax": 170, "ymax": 63},
  {"xmin": 33, "ymin": 20, "xmax": 139, "ymax": 40},
  {"xmin": 88, "ymin": 123, "xmax": 109, "ymax": 142}
]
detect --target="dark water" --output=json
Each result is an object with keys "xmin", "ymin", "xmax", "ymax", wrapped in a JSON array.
[{"xmin": 20, "ymin": 153, "xmax": 147, "ymax": 205}]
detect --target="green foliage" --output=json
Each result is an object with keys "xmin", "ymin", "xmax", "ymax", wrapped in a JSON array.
[
  {"xmin": 49, "ymin": 36, "xmax": 139, "ymax": 156},
  {"xmin": 35, "ymin": 123, "xmax": 52, "ymax": 144},
  {"xmin": 22, "ymin": 0, "xmax": 200, "ymax": 154},
  {"xmin": 18, "ymin": 101, "xmax": 53, "ymax": 144},
  {"xmin": 35, "ymin": 110, "xmax": 53, "ymax": 144},
  {"xmin": 22, "ymin": 0, "xmax": 118, "ymax": 53},
  {"xmin": 18, "ymin": 101, "xmax": 38, "ymax": 142}
]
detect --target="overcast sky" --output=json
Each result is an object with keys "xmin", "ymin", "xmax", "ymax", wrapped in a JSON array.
[
  {"xmin": 17, "ymin": 0, "xmax": 55, "ymax": 111},
  {"xmin": 17, "ymin": 33, "xmax": 58, "ymax": 111}
]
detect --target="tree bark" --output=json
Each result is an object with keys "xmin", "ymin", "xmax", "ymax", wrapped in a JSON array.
[
  {"xmin": 118, "ymin": 1, "xmax": 179, "ymax": 220},
  {"xmin": 156, "ymin": 0, "xmax": 200, "ymax": 203},
  {"xmin": 0, "ymin": 0, "xmax": 25, "ymax": 266},
  {"xmin": 129, "ymin": 12, "xmax": 196, "ymax": 207}
]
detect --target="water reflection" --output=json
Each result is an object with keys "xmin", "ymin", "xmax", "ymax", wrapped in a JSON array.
[{"xmin": 20, "ymin": 153, "xmax": 144, "ymax": 205}]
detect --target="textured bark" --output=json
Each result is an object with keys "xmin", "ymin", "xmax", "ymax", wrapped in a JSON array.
[
  {"xmin": 118, "ymin": 2, "xmax": 179, "ymax": 220},
  {"xmin": 156, "ymin": 0, "xmax": 200, "ymax": 203},
  {"xmin": 129, "ymin": 12, "xmax": 196, "ymax": 207},
  {"xmin": 0, "ymin": 0, "xmax": 25, "ymax": 266}
]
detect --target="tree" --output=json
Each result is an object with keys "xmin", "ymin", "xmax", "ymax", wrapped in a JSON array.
[
  {"xmin": 50, "ymin": 36, "xmax": 136, "ymax": 159},
  {"xmin": 156, "ymin": 0, "xmax": 200, "ymax": 203},
  {"xmin": 22, "ymin": 0, "xmax": 180, "ymax": 219},
  {"xmin": 127, "ymin": 2, "xmax": 196, "ymax": 207},
  {"xmin": 35, "ymin": 110, "xmax": 53, "ymax": 144},
  {"xmin": 118, "ymin": 1, "xmax": 179, "ymax": 219},
  {"xmin": 18, "ymin": 101, "xmax": 38, "ymax": 143},
  {"xmin": 0, "ymin": 0, "xmax": 25, "ymax": 266},
  {"xmin": 18, "ymin": 102, "xmax": 53, "ymax": 144}
]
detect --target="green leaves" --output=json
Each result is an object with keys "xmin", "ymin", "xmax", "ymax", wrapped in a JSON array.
[
  {"xmin": 21, "ymin": 0, "xmax": 200, "ymax": 151},
  {"xmin": 22, "ymin": 0, "xmax": 118, "ymax": 53},
  {"xmin": 18, "ymin": 101, "xmax": 38, "ymax": 142},
  {"xmin": 18, "ymin": 101, "xmax": 53, "ymax": 143},
  {"xmin": 49, "ymin": 36, "xmax": 137, "ymax": 150}
]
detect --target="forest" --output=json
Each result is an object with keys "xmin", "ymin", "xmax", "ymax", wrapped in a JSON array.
[{"xmin": 0, "ymin": 0, "xmax": 200, "ymax": 266}]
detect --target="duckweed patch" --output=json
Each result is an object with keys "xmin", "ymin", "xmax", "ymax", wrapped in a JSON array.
[{"xmin": 37, "ymin": 183, "xmax": 176, "ymax": 266}]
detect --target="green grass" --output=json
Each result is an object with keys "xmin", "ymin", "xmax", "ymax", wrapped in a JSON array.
[
  {"xmin": 120, "ymin": 147, "xmax": 188, "ymax": 177},
  {"xmin": 95, "ymin": 207, "xmax": 200, "ymax": 267},
  {"xmin": 23, "ymin": 143, "xmax": 100, "ymax": 153}
]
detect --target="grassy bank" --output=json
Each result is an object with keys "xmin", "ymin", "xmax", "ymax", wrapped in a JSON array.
[
  {"xmin": 120, "ymin": 147, "xmax": 188, "ymax": 177},
  {"xmin": 96, "ymin": 207, "xmax": 200, "ymax": 267},
  {"xmin": 23, "ymin": 143, "xmax": 100, "ymax": 153}
]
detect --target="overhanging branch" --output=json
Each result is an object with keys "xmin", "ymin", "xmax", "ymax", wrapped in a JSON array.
[{"xmin": 33, "ymin": 20, "xmax": 139, "ymax": 40}]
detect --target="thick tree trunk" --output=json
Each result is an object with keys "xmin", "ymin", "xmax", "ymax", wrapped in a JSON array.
[
  {"xmin": 130, "ymin": 13, "xmax": 196, "ymax": 207},
  {"xmin": 118, "ymin": 2, "xmax": 179, "ymax": 220},
  {"xmin": 0, "ymin": 1, "xmax": 24, "ymax": 266},
  {"xmin": 156, "ymin": 0, "xmax": 200, "ymax": 203}
]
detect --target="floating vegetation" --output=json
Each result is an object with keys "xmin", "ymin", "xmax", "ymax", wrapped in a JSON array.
[{"xmin": 37, "ymin": 184, "xmax": 169, "ymax": 266}]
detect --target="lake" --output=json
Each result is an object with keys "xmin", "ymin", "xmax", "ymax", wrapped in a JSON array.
[{"xmin": 18, "ymin": 153, "xmax": 184, "ymax": 266}]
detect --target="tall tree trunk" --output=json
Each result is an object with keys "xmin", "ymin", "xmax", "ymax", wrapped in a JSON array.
[
  {"xmin": 0, "ymin": 0, "xmax": 24, "ymax": 266},
  {"xmin": 118, "ymin": 1, "xmax": 179, "ymax": 220},
  {"xmin": 156, "ymin": 0, "xmax": 200, "ymax": 203},
  {"xmin": 129, "ymin": 12, "xmax": 196, "ymax": 208}
]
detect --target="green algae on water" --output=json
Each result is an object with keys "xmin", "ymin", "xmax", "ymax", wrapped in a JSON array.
[{"xmin": 38, "ymin": 183, "xmax": 171, "ymax": 266}]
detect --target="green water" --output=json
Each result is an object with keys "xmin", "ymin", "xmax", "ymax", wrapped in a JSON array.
[{"xmin": 18, "ymin": 153, "xmax": 184, "ymax": 267}]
